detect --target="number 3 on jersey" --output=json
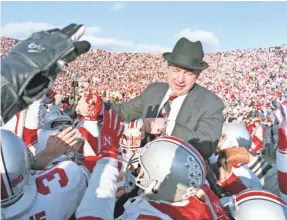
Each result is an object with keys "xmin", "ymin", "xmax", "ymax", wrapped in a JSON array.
[{"xmin": 36, "ymin": 168, "xmax": 69, "ymax": 195}]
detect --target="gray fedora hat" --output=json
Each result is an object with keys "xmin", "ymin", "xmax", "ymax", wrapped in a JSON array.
[{"xmin": 163, "ymin": 37, "xmax": 209, "ymax": 70}]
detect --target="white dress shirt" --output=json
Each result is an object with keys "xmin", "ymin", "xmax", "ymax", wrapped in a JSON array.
[{"xmin": 157, "ymin": 88, "xmax": 188, "ymax": 135}]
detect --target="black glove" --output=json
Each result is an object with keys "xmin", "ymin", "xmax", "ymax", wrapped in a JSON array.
[{"xmin": 1, "ymin": 24, "xmax": 91, "ymax": 123}]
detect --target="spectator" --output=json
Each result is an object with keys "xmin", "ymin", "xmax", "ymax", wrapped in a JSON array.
[{"xmin": 1, "ymin": 36, "xmax": 286, "ymax": 145}]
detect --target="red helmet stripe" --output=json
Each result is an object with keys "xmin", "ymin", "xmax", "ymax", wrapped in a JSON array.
[{"xmin": 236, "ymin": 190, "xmax": 287, "ymax": 207}]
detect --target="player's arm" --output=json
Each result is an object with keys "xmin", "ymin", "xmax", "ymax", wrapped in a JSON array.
[
  {"xmin": 104, "ymin": 94, "xmax": 144, "ymax": 122},
  {"xmin": 23, "ymin": 98, "xmax": 43, "ymax": 147},
  {"xmin": 76, "ymin": 109, "xmax": 124, "ymax": 220},
  {"xmin": 274, "ymin": 103, "xmax": 287, "ymax": 201},
  {"xmin": 77, "ymin": 93, "xmax": 103, "ymax": 172},
  {"xmin": 31, "ymin": 126, "xmax": 79, "ymax": 170},
  {"xmin": 78, "ymin": 93, "xmax": 102, "ymax": 152},
  {"xmin": 80, "ymin": 83, "xmax": 166, "ymax": 123}
]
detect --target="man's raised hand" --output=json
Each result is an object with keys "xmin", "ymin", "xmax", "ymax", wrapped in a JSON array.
[
  {"xmin": 140, "ymin": 118, "xmax": 167, "ymax": 138},
  {"xmin": 33, "ymin": 126, "xmax": 80, "ymax": 169},
  {"xmin": 78, "ymin": 93, "xmax": 104, "ymax": 121},
  {"xmin": 46, "ymin": 126, "xmax": 79, "ymax": 157}
]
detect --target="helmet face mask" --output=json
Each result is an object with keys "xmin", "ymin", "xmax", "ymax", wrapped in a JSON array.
[
  {"xmin": 121, "ymin": 134, "xmax": 142, "ymax": 148},
  {"xmin": 51, "ymin": 120, "xmax": 72, "ymax": 130},
  {"xmin": 120, "ymin": 119, "xmax": 144, "ymax": 162},
  {"xmin": 124, "ymin": 136, "xmax": 206, "ymax": 204},
  {"xmin": 43, "ymin": 110, "xmax": 73, "ymax": 130},
  {"xmin": 125, "ymin": 153, "xmax": 152, "ymax": 194},
  {"xmin": 120, "ymin": 134, "xmax": 144, "ymax": 161}
]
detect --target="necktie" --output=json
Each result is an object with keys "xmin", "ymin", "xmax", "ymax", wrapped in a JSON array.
[
  {"xmin": 159, "ymin": 95, "xmax": 178, "ymax": 119},
  {"xmin": 144, "ymin": 95, "xmax": 177, "ymax": 144}
]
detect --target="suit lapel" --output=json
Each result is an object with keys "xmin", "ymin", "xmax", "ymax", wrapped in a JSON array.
[
  {"xmin": 154, "ymin": 85, "xmax": 169, "ymax": 115},
  {"xmin": 175, "ymin": 84, "xmax": 200, "ymax": 125},
  {"xmin": 145, "ymin": 83, "xmax": 169, "ymax": 118}
]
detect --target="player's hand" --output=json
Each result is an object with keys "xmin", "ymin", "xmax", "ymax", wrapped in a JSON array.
[
  {"xmin": 85, "ymin": 93, "xmax": 104, "ymax": 121},
  {"xmin": 226, "ymin": 147, "xmax": 250, "ymax": 165},
  {"xmin": 217, "ymin": 146, "xmax": 252, "ymax": 172},
  {"xmin": 33, "ymin": 127, "xmax": 80, "ymax": 169},
  {"xmin": 140, "ymin": 118, "xmax": 167, "ymax": 137},
  {"xmin": 78, "ymin": 93, "xmax": 103, "ymax": 121},
  {"xmin": 45, "ymin": 126, "xmax": 79, "ymax": 158},
  {"xmin": 98, "ymin": 109, "xmax": 124, "ymax": 160}
]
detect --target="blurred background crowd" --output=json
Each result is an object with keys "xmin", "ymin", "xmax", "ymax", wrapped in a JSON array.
[{"xmin": 1, "ymin": 36, "xmax": 286, "ymax": 159}]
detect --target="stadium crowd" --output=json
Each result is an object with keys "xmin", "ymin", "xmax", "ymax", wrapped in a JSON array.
[
  {"xmin": 2, "ymin": 36, "xmax": 286, "ymax": 157},
  {"xmin": 1, "ymin": 31, "xmax": 287, "ymax": 220}
]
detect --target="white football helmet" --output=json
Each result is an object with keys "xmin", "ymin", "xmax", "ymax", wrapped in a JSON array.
[
  {"xmin": 125, "ymin": 136, "xmax": 206, "ymax": 203},
  {"xmin": 43, "ymin": 110, "xmax": 73, "ymax": 130},
  {"xmin": 210, "ymin": 122, "xmax": 252, "ymax": 164},
  {"xmin": 1, "ymin": 129, "xmax": 37, "ymax": 209},
  {"xmin": 120, "ymin": 119, "xmax": 144, "ymax": 162},
  {"xmin": 229, "ymin": 189, "xmax": 287, "ymax": 220},
  {"xmin": 220, "ymin": 122, "xmax": 252, "ymax": 150},
  {"xmin": 37, "ymin": 111, "xmax": 74, "ymax": 160}
]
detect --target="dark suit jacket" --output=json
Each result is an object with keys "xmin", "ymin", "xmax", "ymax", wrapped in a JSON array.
[{"xmin": 105, "ymin": 82, "xmax": 224, "ymax": 159}]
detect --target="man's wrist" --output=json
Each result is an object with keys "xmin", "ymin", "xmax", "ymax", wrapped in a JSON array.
[
  {"xmin": 32, "ymin": 151, "xmax": 59, "ymax": 170},
  {"xmin": 96, "ymin": 157, "xmax": 118, "ymax": 170},
  {"xmin": 98, "ymin": 145, "xmax": 118, "ymax": 159}
]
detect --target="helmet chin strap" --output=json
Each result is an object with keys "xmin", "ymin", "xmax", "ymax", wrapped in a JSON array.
[
  {"xmin": 141, "ymin": 173, "xmax": 168, "ymax": 199},
  {"xmin": 138, "ymin": 180, "xmax": 158, "ymax": 198}
]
